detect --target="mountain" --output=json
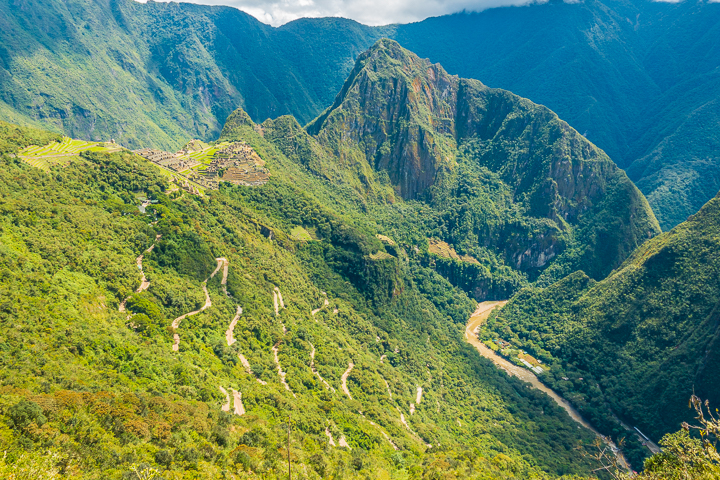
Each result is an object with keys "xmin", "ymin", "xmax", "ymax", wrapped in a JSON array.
[
  {"xmin": 479, "ymin": 187, "xmax": 720, "ymax": 460},
  {"xmin": 1, "ymin": 0, "xmax": 718, "ymax": 229},
  {"xmin": 392, "ymin": 0, "xmax": 720, "ymax": 230},
  {"xmin": 0, "ymin": 121, "xmax": 606, "ymax": 476},
  {"xmin": 0, "ymin": 0, "xmax": 386, "ymax": 150},
  {"xmin": 0, "ymin": 33, "xmax": 669, "ymax": 475},
  {"xmin": 305, "ymin": 39, "xmax": 659, "ymax": 285}
]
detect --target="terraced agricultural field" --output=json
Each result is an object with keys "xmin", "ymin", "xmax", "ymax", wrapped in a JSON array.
[
  {"xmin": 184, "ymin": 141, "xmax": 231, "ymax": 167},
  {"xmin": 18, "ymin": 136, "xmax": 123, "ymax": 171}
]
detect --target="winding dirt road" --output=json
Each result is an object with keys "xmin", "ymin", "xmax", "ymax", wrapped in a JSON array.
[
  {"xmin": 225, "ymin": 306, "xmax": 242, "ymax": 346},
  {"xmin": 171, "ymin": 257, "xmax": 224, "ymax": 352},
  {"xmin": 119, "ymin": 235, "xmax": 161, "ymax": 312},
  {"xmin": 311, "ymin": 292, "xmax": 329, "ymax": 316},
  {"xmin": 219, "ymin": 386, "xmax": 231, "ymax": 412},
  {"xmin": 466, "ymin": 301, "xmax": 628, "ymax": 468},
  {"xmin": 231, "ymin": 389, "xmax": 245, "ymax": 416},
  {"xmin": 272, "ymin": 343, "xmax": 296, "ymax": 397},
  {"xmin": 310, "ymin": 344, "xmax": 334, "ymax": 392}
]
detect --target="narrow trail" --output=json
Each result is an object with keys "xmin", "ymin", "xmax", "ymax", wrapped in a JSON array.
[
  {"xmin": 272, "ymin": 343, "xmax": 296, "ymax": 397},
  {"xmin": 220, "ymin": 259, "xmax": 229, "ymax": 295},
  {"xmin": 311, "ymin": 291, "xmax": 329, "ymax": 316},
  {"xmin": 219, "ymin": 386, "xmax": 231, "ymax": 412},
  {"xmin": 119, "ymin": 235, "xmax": 161, "ymax": 312},
  {"xmin": 225, "ymin": 306, "xmax": 242, "ymax": 346},
  {"xmin": 341, "ymin": 362, "xmax": 354, "ymax": 399},
  {"xmin": 466, "ymin": 301, "xmax": 629, "ymax": 469},
  {"xmin": 310, "ymin": 344, "xmax": 335, "ymax": 392},
  {"xmin": 383, "ymin": 378, "xmax": 392, "ymax": 399},
  {"xmin": 358, "ymin": 411, "xmax": 398, "ymax": 450},
  {"xmin": 171, "ymin": 257, "xmax": 224, "ymax": 352},
  {"xmin": 273, "ymin": 287, "xmax": 285, "ymax": 316}
]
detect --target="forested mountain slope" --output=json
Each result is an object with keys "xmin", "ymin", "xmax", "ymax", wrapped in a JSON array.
[
  {"xmin": 0, "ymin": 117, "xmax": 606, "ymax": 477},
  {"xmin": 0, "ymin": 0, "xmax": 386, "ymax": 150},
  {"xmin": 392, "ymin": 0, "xmax": 720, "ymax": 230},
  {"xmin": 2, "ymin": 0, "xmax": 718, "ymax": 229},
  {"xmin": 481, "ymin": 188, "xmax": 720, "ymax": 450},
  {"xmin": 305, "ymin": 39, "xmax": 659, "ymax": 286}
]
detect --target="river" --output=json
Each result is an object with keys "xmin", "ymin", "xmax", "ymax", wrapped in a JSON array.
[{"xmin": 465, "ymin": 301, "xmax": 629, "ymax": 469}]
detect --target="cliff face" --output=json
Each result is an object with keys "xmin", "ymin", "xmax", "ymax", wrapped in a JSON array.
[
  {"xmin": 309, "ymin": 39, "xmax": 660, "ymax": 280},
  {"xmin": 309, "ymin": 39, "xmax": 460, "ymax": 199}
]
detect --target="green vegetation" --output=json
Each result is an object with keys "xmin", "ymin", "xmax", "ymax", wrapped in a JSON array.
[
  {"xmin": 0, "ymin": 121, "xmax": 61, "ymax": 155},
  {"xmin": 0, "ymin": 109, "xmax": 606, "ymax": 478},
  {"xmin": 2, "ymin": 0, "xmax": 719, "ymax": 228},
  {"xmin": 304, "ymin": 39, "xmax": 658, "ymax": 289},
  {"xmin": 0, "ymin": 28, "xmax": 713, "ymax": 477},
  {"xmin": 480, "ymin": 187, "xmax": 720, "ymax": 468}
]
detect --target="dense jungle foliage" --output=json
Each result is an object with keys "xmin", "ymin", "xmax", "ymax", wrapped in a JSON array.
[
  {"xmin": 0, "ymin": 118, "xmax": 609, "ymax": 479},
  {"xmin": 480, "ymin": 189, "xmax": 720, "ymax": 469}
]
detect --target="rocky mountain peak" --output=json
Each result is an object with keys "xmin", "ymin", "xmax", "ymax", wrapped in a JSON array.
[{"xmin": 308, "ymin": 39, "xmax": 461, "ymax": 199}]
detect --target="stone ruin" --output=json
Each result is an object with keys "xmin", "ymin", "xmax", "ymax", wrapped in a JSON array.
[
  {"xmin": 134, "ymin": 141, "xmax": 269, "ymax": 192},
  {"xmin": 199, "ymin": 142, "xmax": 270, "ymax": 188}
]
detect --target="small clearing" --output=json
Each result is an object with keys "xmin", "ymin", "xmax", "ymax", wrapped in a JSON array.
[
  {"xmin": 428, "ymin": 238, "xmax": 480, "ymax": 265},
  {"xmin": 272, "ymin": 343, "xmax": 296, "ymax": 397},
  {"xmin": 225, "ymin": 306, "xmax": 242, "ymax": 346},
  {"xmin": 341, "ymin": 362, "xmax": 354, "ymax": 399},
  {"xmin": 310, "ymin": 344, "xmax": 335, "ymax": 392},
  {"xmin": 171, "ymin": 257, "xmax": 223, "ymax": 352},
  {"xmin": 338, "ymin": 436, "xmax": 350, "ymax": 448},
  {"xmin": 416, "ymin": 386, "xmax": 423, "ymax": 405},
  {"xmin": 218, "ymin": 386, "xmax": 231, "ymax": 412},
  {"xmin": 231, "ymin": 389, "xmax": 246, "ymax": 416}
]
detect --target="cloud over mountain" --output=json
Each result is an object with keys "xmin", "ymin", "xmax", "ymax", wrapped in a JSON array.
[{"xmin": 136, "ymin": 0, "xmax": 541, "ymax": 26}]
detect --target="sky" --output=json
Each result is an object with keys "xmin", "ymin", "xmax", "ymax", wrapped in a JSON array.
[{"xmin": 135, "ymin": 0, "xmax": 544, "ymax": 27}]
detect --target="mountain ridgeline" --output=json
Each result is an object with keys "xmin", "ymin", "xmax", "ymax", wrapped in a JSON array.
[{"xmin": 2, "ymin": 0, "xmax": 720, "ymax": 230}]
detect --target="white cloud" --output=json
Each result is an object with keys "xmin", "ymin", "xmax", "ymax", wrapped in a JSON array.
[{"xmin": 135, "ymin": 0, "xmax": 544, "ymax": 27}]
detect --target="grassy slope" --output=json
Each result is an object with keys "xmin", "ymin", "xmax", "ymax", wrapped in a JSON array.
[{"xmin": 0, "ymin": 121, "xmax": 600, "ymax": 478}]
